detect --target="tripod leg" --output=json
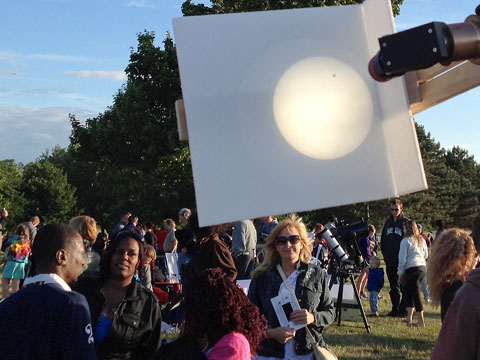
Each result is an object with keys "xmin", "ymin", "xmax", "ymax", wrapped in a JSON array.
[
  {"xmin": 336, "ymin": 277, "xmax": 344, "ymax": 326},
  {"xmin": 349, "ymin": 274, "xmax": 371, "ymax": 334}
]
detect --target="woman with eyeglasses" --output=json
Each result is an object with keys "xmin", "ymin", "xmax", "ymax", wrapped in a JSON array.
[
  {"xmin": 248, "ymin": 215, "xmax": 335, "ymax": 360},
  {"xmin": 74, "ymin": 229, "xmax": 162, "ymax": 359}
]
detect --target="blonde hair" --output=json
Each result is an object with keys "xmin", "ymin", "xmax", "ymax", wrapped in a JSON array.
[
  {"xmin": 404, "ymin": 219, "xmax": 424, "ymax": 247},
  {"xmin": 252, "ymin": 215, "xmax": 311, "ymax": 278},
  {"xmin": 15, "ymin": 223, "xmax": 30, "ymax": 242},
  {"xmin": 68, "ymin": 215, "xmax": 97, "ymax": 245},
  {"xmin": 369, "ymin": 255, "xmax": 380, "ymax": 268},
  {"xmin": 427, "ymin": 228, "xmax": 477, "ymax": 306},
  {"xmin": 144, "ymin": 244, "xmax": 156, "ymax": 260}
]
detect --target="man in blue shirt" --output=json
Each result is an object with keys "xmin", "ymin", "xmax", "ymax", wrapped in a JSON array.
[
  {"xmin": 113, "ymin": 211, "xmax": 131, "ymax": 234},
  {"xmin": 0, "ymin": 223, "xmax": 97, "ymax": 360}
]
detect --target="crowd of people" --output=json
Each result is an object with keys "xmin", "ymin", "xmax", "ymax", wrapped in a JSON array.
[{"xmin": 0, "ymin": 202, "xmax": 480, "ymax": 359}]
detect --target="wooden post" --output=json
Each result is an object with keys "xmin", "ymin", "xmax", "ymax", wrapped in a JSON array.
[
  {"xmin": 406, "ymin": 61, "xmax": 480, "ymax": 114},
  {"xmin": 175, "ymin": 99, "xmax": 189, "ymax": 141}
]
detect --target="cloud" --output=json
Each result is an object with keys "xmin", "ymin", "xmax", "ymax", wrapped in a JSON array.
[
  {"xmin": 0, "ymin": 105, "xmax": 98, "ymax": 164},
  {"xmin": 2, "ymin": 87, "xmax": 108, "ymax": 110},
  {"xmin": 0, "ymin": 51, "xmax": 25, "ymax": 66},
  {"xmin": 19, "ymin": 87, "xmax": 98, "ymax": 100},
  {"xmin": 0, "ymin": 50, "xmax": 98, "ymax": 66},
  {"xmin": 0, "ymin": 71, "xmax": 21, "ymax": 77},
  {"xmin": 123, "ymin": 0, "xmax": 153, "ymax": 8},
  {"xmin": 0, "ymin": 88, "xmax": 11, "ymax": 96},
  {"xmin": 62, "ymin": 70, "xmax": 127, "ymax": 81},
  {"xmin": 29, "ymin": 53, "xmax": 96, "ymax": 62}
]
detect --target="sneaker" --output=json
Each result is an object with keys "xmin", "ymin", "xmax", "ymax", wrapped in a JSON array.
[
  {"xmin": 387, "ymin": 311, "xmax": 401, "ymax": 317},
  {"xmin": 378, "ymin": 295, "xmax": 384, "ymax": 300},
  {"xmin": 360, "ymin": 292, "xmax": 368, "ymax": 300}
]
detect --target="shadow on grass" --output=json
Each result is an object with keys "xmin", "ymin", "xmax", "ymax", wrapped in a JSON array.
[{"xmin": 423, "ymin": 310, "xmax": 441, "ymax": 321}]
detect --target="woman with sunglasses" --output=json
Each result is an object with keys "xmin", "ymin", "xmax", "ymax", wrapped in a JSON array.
[
  {"xmin": 74, "ymin": 229, "xmax": 162, "ymax": 359},
  {"xmin": 248, "ymin": 215, "xmax": 335, "ymax": 360}
]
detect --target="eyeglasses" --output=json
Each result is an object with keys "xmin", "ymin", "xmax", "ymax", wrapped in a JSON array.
[
  {"xmin": 390, "ymin": 208, "xmax": 400, "ymax": 212},
  {"xmin": 276, "ymin": 235, "xmax": 301, "ymax": 246}
]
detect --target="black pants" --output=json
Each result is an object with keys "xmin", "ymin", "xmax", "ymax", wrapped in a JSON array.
[
  {"xmin": 386, "ymin": 264, "xmax": 407, "ymax": 314},
  {"xmin": 404, "ymin": 266, "xmax": 426, "ymax": 312},
  {"xmin": 234, "ymin": 252, "xmax": 255, "ymax": 280}
]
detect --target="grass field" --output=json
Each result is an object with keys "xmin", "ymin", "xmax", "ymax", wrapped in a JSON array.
[{"xmin": 323, "ymin": 275, "xmax": 441, "ymax": 360}]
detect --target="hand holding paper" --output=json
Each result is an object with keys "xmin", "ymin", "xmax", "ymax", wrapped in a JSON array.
[
  {"xmin": 267, "ymin": 327, "xmax": 296, "ymax": 344},
  {"xmin": 290, "ymin": 308, "xmax": 315, "ymax": 326}
]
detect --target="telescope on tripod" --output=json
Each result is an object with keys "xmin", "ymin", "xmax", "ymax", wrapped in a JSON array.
[{"xmin": 320, "ymin": 220, "xmax": 371, "ymax": 333}]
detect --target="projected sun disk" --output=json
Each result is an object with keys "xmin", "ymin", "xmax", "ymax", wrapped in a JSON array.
[{"xmin": 273, "ymin": 57, "xmax": 374, "ymax": 159}]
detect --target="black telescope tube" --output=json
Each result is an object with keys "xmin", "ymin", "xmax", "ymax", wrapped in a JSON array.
[{"xmin": 369, "ymin": 8, "xmax": 480, "ymax": 81}]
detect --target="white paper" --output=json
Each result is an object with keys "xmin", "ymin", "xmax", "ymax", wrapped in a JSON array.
[
  {"xmin": 270, "ymin": 291, "xmax": 306, "ymax": 330},
  {"xmin": 173, "ymin": 0, "xmax": 427, "ymax": 227},
  {"xmin": 164, "ymin": 253, "xmax": 180, "ymax": 283},
  {"xmin": 236, "ymin": 279, "xmax": 252, "ymax": 296}
]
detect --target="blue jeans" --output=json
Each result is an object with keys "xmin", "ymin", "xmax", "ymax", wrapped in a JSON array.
[
  {"xmin": 421, "ymin": 276, "xmax": 430, "ymax": 300},
  {"xmin": 369, "ymin": 290, "xmax": 379, "ymax": 312}
]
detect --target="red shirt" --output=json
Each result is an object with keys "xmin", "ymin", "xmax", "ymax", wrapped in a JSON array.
[{"xmin": 155, "ymin": 229, "xmax": 168, "ymax": 251}]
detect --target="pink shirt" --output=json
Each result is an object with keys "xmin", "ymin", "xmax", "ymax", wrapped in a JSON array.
[{"xmin": 207, "ymin": 332, "xmax": 251, "ymax": 360}]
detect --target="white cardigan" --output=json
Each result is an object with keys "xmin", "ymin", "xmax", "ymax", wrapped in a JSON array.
[{"xmin": 397, "ymin": 236, "xmax": 429, "ymax": 276}]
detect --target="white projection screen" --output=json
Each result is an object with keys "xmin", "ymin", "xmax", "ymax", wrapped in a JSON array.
[{"xmin": 173, "ymin": 0, "xmax": 427, "ymax": 226}]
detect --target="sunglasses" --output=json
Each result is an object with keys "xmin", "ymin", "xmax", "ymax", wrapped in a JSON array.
[
  {"xmin": 391, "ymin": 208, "xmax": 400, "ymax": 212},
  {"xmin": 276, "ymin": 235, "xmax": 301, "ymax": 245}
]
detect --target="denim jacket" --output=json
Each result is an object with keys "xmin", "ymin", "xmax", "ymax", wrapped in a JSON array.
[{"xmin": 248, "ymin": 261, "xmax": 335, "ymax": 358}]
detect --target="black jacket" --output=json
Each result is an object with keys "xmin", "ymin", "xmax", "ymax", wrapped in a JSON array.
[
  {"xmin": 74, "ymin": 275, "xmax": 162, "ymax": 360},
  {"xmin": 381, "ymin": 212, "xmax": 408, "ymax": 266},
  {"xmin": 175, "ymin": 223, "xmax": 196, "ymax": 255},
  {"xmin": 248, "ymin": 261, "xmax": 335, "ymax": 358}
]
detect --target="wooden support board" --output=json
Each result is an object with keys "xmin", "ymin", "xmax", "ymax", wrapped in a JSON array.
[
  {"xmin": 175, "ymin": 99, "xmax": 188, "ymax": 141},
  {"xmin": 407, "ymin": 61, "xmax": 480, "ymax": 115}
]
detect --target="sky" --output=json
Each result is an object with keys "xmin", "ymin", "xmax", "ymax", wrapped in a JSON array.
[{"xmin": 1, "ymin": 0, "xmax": 479, "ymax": 164}]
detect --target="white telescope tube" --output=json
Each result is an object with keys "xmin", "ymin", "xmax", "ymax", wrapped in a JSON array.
[{"xmin": 321, "ymin": 228, "xmax": 349, "ymax": 263}]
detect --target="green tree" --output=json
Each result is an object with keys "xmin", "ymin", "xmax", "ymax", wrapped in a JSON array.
[
  {"xmin": 20, "ymin": 160, "xmax": 77, "ymax": 223},
  {"xmin": 445, "ymin": 146, "xmax": 480, "ymax": 227},
  {"xmin": 68, "ymin": 33, "xmax": 194, "ymax": 230},
  {"xmin": 0, "ymin": 160, "xmax": 26, "ymax": 229},
  {"xmin": 401, "ymin": 124, "xmax": 461, "ymax": 230},
  {"xmin": 181, "ymin": 0, "xmax": 404, "ymax": 16}
]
